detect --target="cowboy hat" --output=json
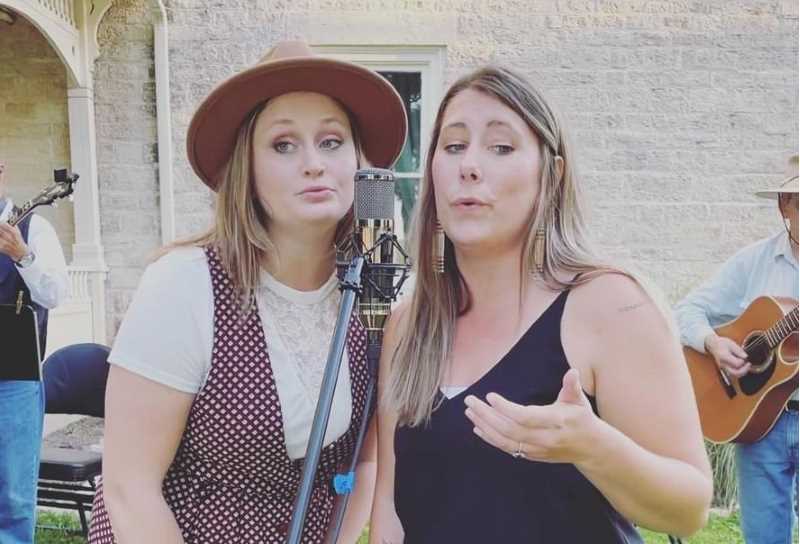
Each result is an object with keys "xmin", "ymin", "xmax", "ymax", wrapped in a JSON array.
[
  {"xmin": 756, "ymin": 154, "xmax": 798, "ymax": 199},
  {"xmin": 187, "ymin": 40, "xmax": 408, "ymax": 190}
]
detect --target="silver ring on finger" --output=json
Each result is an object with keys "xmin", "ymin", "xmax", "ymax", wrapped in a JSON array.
[{"xmin": 511, "ymin": 441, "xmax": 526, "ymax": 459}]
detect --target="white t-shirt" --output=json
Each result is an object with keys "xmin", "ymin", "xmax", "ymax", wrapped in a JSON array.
[{"xmin": 110, "ymin": 247, "xmax": 352, "ymax": 460}]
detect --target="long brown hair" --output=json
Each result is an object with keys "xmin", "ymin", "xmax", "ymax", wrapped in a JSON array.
[
  {"xmin": 388, "ymin": 66, "xmax": 622, "ymax": 427},
  {"xmin": 162, "ymin": 100, "xmax": 362, "ymax": 311}
]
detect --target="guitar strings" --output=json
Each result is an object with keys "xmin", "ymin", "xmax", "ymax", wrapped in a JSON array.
[{"xmin": 743, "ymin": 309, "xmax": 799, "ymax": 353}]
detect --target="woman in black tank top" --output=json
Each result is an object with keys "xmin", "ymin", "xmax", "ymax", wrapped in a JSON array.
[{"xmin": 369, "ymin": 67, "xmax": 712, "ymax": 544}]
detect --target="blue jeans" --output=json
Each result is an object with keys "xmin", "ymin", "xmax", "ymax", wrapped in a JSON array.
[
  {"xmin": 0, "ymin": 380, "xmax": 45, "ymax": 544},
  {"xmin": 737, "ymin": 409, "xmax": 799, "ymax": 544}
]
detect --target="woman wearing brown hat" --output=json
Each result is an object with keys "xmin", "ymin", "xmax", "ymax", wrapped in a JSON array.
[{"xmin": 87, "ymin": 41, "xmax": 407, "ymax": 543}]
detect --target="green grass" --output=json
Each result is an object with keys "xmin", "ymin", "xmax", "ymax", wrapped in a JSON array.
[
  {"xmin": 35, "ymin": 511, "xmax": 86, "ymax": 543},
  {"xmin": 639, "ymin": 512, "xmax": 745, "ymax": 543},
  {"xmin": 37, "ymin": 509, "xmax": 796, "ymax": 543},
  {"xmin": 639, "ymin": 511, "xmax": 798, "ymax": 544}
]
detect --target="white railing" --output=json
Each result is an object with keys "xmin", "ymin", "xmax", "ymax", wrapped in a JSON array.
[
  {"xmin": 46, "ymin": 265, "xmax": 98, "ymax": 356},
  {"xmin": 34, "ymin": 0, "xmax": 76, "ymax": 28},
  {"xmin": 66, "ymin": 265, "xmax": 92, "ymax": 301},
  {"xmin": 45, "ymin": 265, "xmax": 107, "ymax": 352}
]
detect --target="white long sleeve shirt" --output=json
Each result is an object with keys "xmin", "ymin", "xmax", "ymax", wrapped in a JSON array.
[
  {"xmin": 675, "ymin": 230, "xmax": 799, "ymax": 354},
  {"xmin": 0, "ymin": 199, "xmax": 69, "ymax": 309},
  {"xmin": 675, "ymin": 230, "xmax": 799, "ymax": 401}
]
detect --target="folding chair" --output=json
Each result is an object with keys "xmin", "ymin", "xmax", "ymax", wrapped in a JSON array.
[{"xmin": 37, "ymin": 343, "xmax": 109, "ymax": 536}]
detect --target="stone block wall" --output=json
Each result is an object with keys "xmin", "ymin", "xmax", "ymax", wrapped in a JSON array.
[
  {"xmin": 95, "ymin": 0, "xmax": 162, "ymax": 334},
  {"xmin": 89, "ymin": 0, "xmax": 797, "ymax": 334}
]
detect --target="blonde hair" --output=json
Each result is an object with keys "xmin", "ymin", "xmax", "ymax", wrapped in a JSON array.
[
  {"xmin": 161, "ymin": 100, "xmax": 361, "ymax": 311},
  {"xmin": 388, "ymin": 66, "xmax": 628, "ymax": 427}
]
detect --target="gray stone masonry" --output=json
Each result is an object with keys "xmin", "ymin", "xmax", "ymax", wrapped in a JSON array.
[{"xmin": 90, "ymin": 0, "xmax": 798, "ymax": 335}]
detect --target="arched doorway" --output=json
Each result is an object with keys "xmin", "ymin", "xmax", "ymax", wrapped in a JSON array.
[{"xmin": 0, "ymin": 0, "xmax": 113, "ymax": 346}]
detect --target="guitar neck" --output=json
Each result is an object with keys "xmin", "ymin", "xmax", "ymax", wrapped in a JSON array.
[
  {"xmin": 765, "ymin": 307, "xmax": 799, "ymax": 349},
  {"xmin": 3, "ymin": 171, "xmax": 78, "ymax": 229},
  {"xmin": 7, "ymin": 204, "xmax": 34, "ymax": 227}
]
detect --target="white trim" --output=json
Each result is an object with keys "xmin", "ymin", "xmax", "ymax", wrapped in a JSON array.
[
  {"xmin": 153, "ymin": 0, "xmax": 175, "ymax": 245},
  {"xmin": 2, "ymin": 0, "xmax": 81, "ymax": 85},
  {"xmin": 75, "ymin": 0, "xmax": 114, "ymax": 86},
  {"xmin": 67, "ymin": 87, "xmax": 107, "ymax": 343},
  {"xmin": 311, "ymin": 45, "xmax": 446, "ymax": 177},
  {"xmin": 68, "ymin": 0, "xmax": 113, "ymax": 344},
  {"xmin": 67, "ymin": 87, "xmax": 103, "ymax": 263}
]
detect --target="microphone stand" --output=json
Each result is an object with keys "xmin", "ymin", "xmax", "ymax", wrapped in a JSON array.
[
  {"xmin": 322, "ymin": 333, "xmax": 379, "ymax": 544},
  {"xmin": 286, "ymin": 232, "xmax": 410, "ymax": 544},
  {"xmin": 286, "ymin": 255, "xmax": 365, "ymax": 544},
  {"xmin": 323, "ymin": 234, "xmax": 409, "ymax": 541}
]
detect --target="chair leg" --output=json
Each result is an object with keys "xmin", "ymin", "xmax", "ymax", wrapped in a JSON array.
[{"xmin": 78, "ymin": 502, "xmax": 89, "ymax": 537}]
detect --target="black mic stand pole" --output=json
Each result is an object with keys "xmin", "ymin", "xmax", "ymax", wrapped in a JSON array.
[
  {"xmin": 324, "ymin": 233, "xmax": 411, "ymax": 543},
  {"xmin": 285, "ymin": 255, "xmax": 365, "ymax": 544},
  {"xmin": 323, "ymin": 329, "xmax": 380, "ymax": 542}
]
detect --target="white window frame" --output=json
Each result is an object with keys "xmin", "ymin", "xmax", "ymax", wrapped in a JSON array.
[{"xmin": 312, "ymin": 45, "xmax": 446, "ymax": 180}]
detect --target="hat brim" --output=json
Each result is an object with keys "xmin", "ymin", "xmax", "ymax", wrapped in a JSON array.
[
  {"xmin": 755, "ymin": 175, "xmax": 799, "ymax": 199},
  {"xmin": 756, "ymin": 189, "xmax": 799, "ymax": 199},
  {"xmin": 187, "ymin": 57, "xmax": 408, "ymax": 190}
]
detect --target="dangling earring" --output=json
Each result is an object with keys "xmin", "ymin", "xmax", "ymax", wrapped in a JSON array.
[
  {"xmin": 433, "ymin": 219, "xmax": 445, "ymax": 274},
  {"xmin": 532, "ymin": 226, "xmax": 546, "ymax": 274}
]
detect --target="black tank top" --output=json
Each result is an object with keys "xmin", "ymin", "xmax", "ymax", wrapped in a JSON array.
[{"xmin": 394, "ymin": 288, "xmax": 643, "ymax": 543}]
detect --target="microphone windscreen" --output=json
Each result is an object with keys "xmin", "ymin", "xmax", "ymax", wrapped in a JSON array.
[{"xmin": 354, "ymin": 168, "xmax": 394, "ymax": 221}]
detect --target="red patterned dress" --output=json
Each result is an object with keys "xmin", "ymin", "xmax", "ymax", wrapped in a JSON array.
[{"xmin": 88, "ymin": 247, "xmax": 371, "ymax": 543}]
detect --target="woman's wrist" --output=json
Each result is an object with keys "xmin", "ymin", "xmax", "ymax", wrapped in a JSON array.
[{"xmin": 574, "ymin": 416, "xmax": 627, "ymax": 475}]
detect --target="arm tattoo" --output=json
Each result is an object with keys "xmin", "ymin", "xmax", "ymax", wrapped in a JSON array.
[{"xmin": 618, "ymin": 301, "xmax": 647, "ymax": 313}]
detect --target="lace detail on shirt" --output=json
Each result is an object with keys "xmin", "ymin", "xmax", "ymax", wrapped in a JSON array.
[{"xmin": 259, "ymin": 275, "xmax": 341, "ymax": 401}]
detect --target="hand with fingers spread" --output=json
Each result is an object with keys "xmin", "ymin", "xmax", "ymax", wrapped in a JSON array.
[
  {"xmin": 704, "ymin": 333, "xmax": 750, "ymax": 378},
  {"xmin": 0, "ymin": 222, "xmax": 30, "ymax": 262},
  {"xmin": 464, "ymin": 368, "xmax": 602, "ymax": 465}
]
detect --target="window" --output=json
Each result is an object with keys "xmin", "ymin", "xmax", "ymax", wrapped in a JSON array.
[
  {"xmin": 313, "ymin": 45, "xmax": 445, "ymax": 238},
  {"xmin": 380, "ymin": 71, "xmax": 420, "ymax": 232}
]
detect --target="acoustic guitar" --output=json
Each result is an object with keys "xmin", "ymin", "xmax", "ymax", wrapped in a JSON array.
[{"xmin": 684, "ymin": 296, "xmax": 798, "ymax": 444}]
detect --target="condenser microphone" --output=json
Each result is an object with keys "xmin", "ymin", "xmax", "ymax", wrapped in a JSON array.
[
  {"xmin": 353, "ymin": 167, "xmax": 398, "ymax": 342},
  {"xmin": 293, "ymin": 168, "xmax": 410, "ymax": 544}
]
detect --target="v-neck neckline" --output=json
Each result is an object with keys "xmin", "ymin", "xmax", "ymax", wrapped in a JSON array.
[{"xmin": 438, "ymin": 288, "xmax": 569, "ymax": 403}]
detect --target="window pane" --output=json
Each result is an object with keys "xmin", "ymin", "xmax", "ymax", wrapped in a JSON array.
[
  {"xmin": 379, "ymin": 72, "xmax": 421, "ymax": 174},
  {"xmin": 394, "ymin": 176, "xmax": 420, "ymax": 237},
  {"xmin": 379, "ymin": 72, "xmax": 421, "ymax": 237}
]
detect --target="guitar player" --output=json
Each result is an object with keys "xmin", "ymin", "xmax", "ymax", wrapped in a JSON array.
[
  {"xmin": 0, "ymin": 159, "xmax": 68, "ymax": 544},
  {"xmin": 676, "ymin": 154, "xmax": 799, "ymax": 544}
]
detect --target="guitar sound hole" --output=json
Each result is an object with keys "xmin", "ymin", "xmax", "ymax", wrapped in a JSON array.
[
  {"xmin": 739, "ymin": 332, "xmax": 777, "ymax": 395},
  {"xmin": 743, "ymin": 333, "xmax": 772, "ymax": 372}
]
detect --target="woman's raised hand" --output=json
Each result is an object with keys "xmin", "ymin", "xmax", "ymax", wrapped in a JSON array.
[{"xmin": 464, "ymin": 368, "xmax": 603, "ymax": 465}]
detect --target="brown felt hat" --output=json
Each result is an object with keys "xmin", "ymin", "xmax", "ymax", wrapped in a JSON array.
[{"xmin": 187, "ymin": 41, "xmax": 408, "ymax": 190}]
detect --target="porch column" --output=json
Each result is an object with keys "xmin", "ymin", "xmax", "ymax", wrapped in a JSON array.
[{"xmin": 67, "ymin": 86, "xmax": 107, "ymax": 343}]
